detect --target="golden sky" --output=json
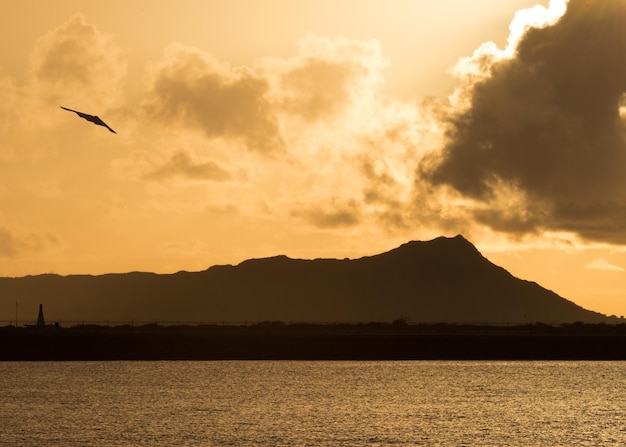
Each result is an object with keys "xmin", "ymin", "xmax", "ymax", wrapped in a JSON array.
[{"xmin": 2, "ymin": 0, "xmax": 626, "ymax": 318}]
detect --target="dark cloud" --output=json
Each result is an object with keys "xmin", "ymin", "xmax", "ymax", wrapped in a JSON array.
[
  {"xmin": 421, "ymin": 0, "xmax": 626, "ymax": 244},
  {"xmin": 144, "ymin": 151, "xmax": 231, "ymax": 182},
  {"xmin": 144, "ymin": 45, "xmax": 283, "ymax": 154}
]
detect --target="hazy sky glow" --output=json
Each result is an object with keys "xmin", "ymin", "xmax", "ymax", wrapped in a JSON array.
[{"xmin": 2, "ymin": 0, "xmax": 626, "ymax": 317}]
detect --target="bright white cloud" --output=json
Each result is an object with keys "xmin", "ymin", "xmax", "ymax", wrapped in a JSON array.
[{"xmin": 586, "ymin": 258, "xmax": 625, "ymax": 272}]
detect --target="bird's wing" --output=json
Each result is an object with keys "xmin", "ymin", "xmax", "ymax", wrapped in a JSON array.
[
  {"xmin": 87, "ymin": 115, "xmax": 116, "ymax": 133},
  {"xmin": 60, "ymin": 106, "xmax": 116, "ymax": 134},
  {"xmin": 99, "ymin": 120, "xmax": 116, "ymax": 134},
  {"xmin": 60, "ymin": 106, "xmax": 79, "ymax": 114},
  {"xmin": 61, "ymin": 106, "xmax": 94, "ymax": 120}
]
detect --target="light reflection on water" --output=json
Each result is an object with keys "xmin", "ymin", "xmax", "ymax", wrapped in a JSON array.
[{"xmin": 0, "ymin": 361, "xmax": 624, "ymax": 446}]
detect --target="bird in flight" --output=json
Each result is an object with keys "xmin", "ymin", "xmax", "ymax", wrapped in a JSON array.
[{"xmin": 60, "ymin": 106, "xmax": 116, "ymax": 134}]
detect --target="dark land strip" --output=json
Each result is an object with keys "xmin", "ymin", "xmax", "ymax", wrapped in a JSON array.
[{"xmin": 2, "ymin": 323, "xmax": 626, "ymax": 360}]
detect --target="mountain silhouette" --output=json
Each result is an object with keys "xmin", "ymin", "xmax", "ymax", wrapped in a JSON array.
[{"xmin": 0, "ymin": 235, "xmax": 612, "ymax": 324}]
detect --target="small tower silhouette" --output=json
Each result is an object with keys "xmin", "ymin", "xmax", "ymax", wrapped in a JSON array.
[{"xmin": 37, "ymin": 304, "xmax": 45, "ymax": 327}]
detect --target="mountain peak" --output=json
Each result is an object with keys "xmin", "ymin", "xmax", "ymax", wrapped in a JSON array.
[
  {"xmin": 425, "ymin": 234, "xmax": 476, "ymax": 248},
  {"xmin": 381, "ymin": 234, "xmax": 482, "ymax": 264},
  {"xmin": 398, "ymin": 234, "xmax": 473, "ymax": 248}
]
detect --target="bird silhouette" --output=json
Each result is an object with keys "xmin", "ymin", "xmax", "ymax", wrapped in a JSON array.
[{"xmin": 60, "ymin": 106, "xmax": 116, "ymax": 134}]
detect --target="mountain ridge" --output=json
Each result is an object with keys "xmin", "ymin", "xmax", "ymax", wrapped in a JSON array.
[{"xmin": 0, "ymin": 235, "xmax": 613, "ymax": 324}]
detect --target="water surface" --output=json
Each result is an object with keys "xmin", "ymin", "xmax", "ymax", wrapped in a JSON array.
[{"xmin": 1, "ymin": 361, "xmax": 624, "ymax": 446}]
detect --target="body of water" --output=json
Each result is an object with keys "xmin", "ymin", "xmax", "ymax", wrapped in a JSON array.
[{"xmin": 0, "ymin": 361, "xmax": 624, "ymax": 446}]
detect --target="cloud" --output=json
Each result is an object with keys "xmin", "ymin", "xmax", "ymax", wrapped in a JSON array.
[
  {"xmin": 142, "ymin": 35, "xmax": 389, "ymax": 156},
  {"xmin": 276, "ymin": 34, "xmax": 386, "ymax": 122},
  {"xmin": 0, "ymin": 76, "xmax": 20, "ymax": 131},
  {"xmin": 143, "ymin": 151, "xmax": 231, "ymax": 182},
  {"xmin": 135, "ymin": 34, "xmax": 427, "ymax": 237},
  {"xmin": 420, "ymin": 0, "xmax": 626, "ymax": 244},
  {"xmin": 292, "ymin": 200, "xmax": 361, "ymax": 229},
  {"xmin": 0, "ymin": 227, "xmax": 57, "ymax": 259},
  {"xmin": 0, "ymin": 14, "xmax": 127, "ymax": 162},
  {"xmin": 585, "ymin": 258, "xmax": 625, "ymax": 272},
  {"xmin": 0, "ymin": 228, "xmax": 18, "ymax": 258},
  {"xmin": 113, "ymin": 149, "xmax": 231, "ymax": 183},
  {"xmin": 280, "ymin": 58, "xmax": 365, "ymax": 121},
  {"xmin": 143, "ymin": 43, "xmax": 283, "ymax": 154},
  {"xmin": 28, "ymin": 13, "xmax": 126, "ymax": 110}
]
